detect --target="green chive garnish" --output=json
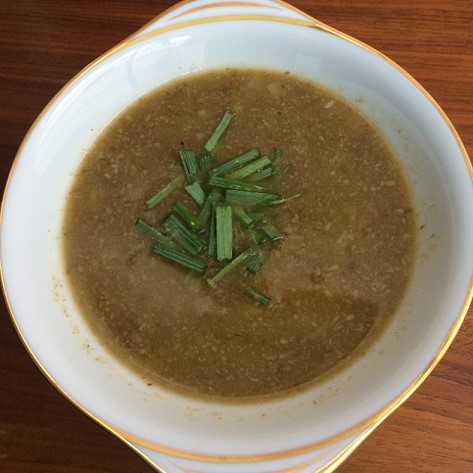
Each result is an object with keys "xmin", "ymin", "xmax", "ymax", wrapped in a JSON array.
[
  {"xmin": 244, "ymin": 285, "xmax": 272, "ymax": 307},
  {"xmin": 215, "ymin": 205, "xmax": 233, "ymax": 261},
  {"xmin": 173, "ymin": 201, "xmax": 202, "ymax": 233},
  {"xmin": 204, "ymin": 110, "xmax": 235, "ymax": 152},
  {"xmin": 208, "ymin": 176, "xmax": 266, "ymax": 193},
  {"xmin": 179, "ymin": 149, "xmax": 199, "ymax": 182},
  {"xmin": 266, "ymin": 192, "xmax": 303, "ymax": 206},
  {"xmin": 207, "ymin": 248, "xmax": 254, "ymax": 288},
  {"xmin": 225, "ymin": 156, "xmax": 272, "ymax": 180},
  {"xmin": 208, "ymin": 148, "xmax": 259, "ymax": 177},
  {"xmin": 163, "ymin": 214, "xmax": 206, "ymax": 255},
  {"xmin": 261, "ymin": 222, "xmax": 284, "ymax": 241},
  {"xmin": 225, "ymin": 189, "xmax": 280, "ymax": 206},
  {"xmin": 246, "ymin": 252, "xmax": 265, "ymax": 274},
  {"xmin": 153, "ymin": 243, "xmax": 206, "ymax": 273},
  {"xmin": 185, "ymin": 181, "xmax": 206, "ymax": 206},
  {"xmin": 136, "ymin": 110, "xmax": 302, "ymax": 307},
  {"xmin": 135, "ymin": 218, "xmax": 173, "ymax": 245},
  {"xmin": 232, "ymin": 205, "xmax": 254, "ymax": 228},
  {"xmin": 208, "ymin": 209, "xmax": 217, "ymax": 257},
  {"xmin": 145, "ymin": 175, "xmax": 184, "ymax": 209}
]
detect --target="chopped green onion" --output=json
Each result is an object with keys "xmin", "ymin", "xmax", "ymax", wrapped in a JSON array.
[
  {"xmin": 208, "ymin": 148, "xmax": 260, "ymax": 177},
  {"xmin": 266, "ymin": 192, "xmax": 303, "ymax": 206},
  {"xmin": 163, "ymin": 214, "xmax": 206, "ymax": 255},
  {"xmin": 243, "ymin": 285, "xmax": 272, "ymax": 307},
  {"xmin": 246, "ymin": 252, "xmax": 265, "ymax": 274},
  {"xmin": 207, "ymin": 209, "xmax": 217, "ymax": 257},
  {"xmin": 145, "ymin": 175, "xmax": 184, "ymax": 209},
  {"xmin": 153, "ymin": 243, "xmax": 206, "ymax": 273},
  {"xmin": 173, "ymin": 201, "xmax": 202, "ymax": 233},
  {"xmin": 246, "ymin": 166, "xmax": 277, "ymax": 183},
  {"xmin": 207, "ymin": 248, "xmax": 255, "ymax": 288},
  {"xmin": 261, "ymin": 222, "xmax": 284, "ymax": 241},
  {"xmin": 209, "ymin": 176, "xmax": 266, "ymax": 193},
  {"xmin": 225, "ymin": 156, "xmax": 272, "ymax": 180},
  {"xmin": 135, "ymin": 218, "xmax": 173, "ymax": 245},
  {"xmin": 232, "ymin": 205, "xmax": 254, "ymax": 228},
  {"xmin": 245, "ymin": 227, "xmax": 270, "ymax": 246},
  {"xmin": 225, "ymin": 189, "xmax": 280, "ymax": 206},
  {"xmin": 185, "ymin": 181, "xmax": 206, "ymax": 206},
  {"xmin": 215, "ymin": 205, "xmax": 233, "ymax": 261},
  {"xmin": 198, "ymin": 189, "xmax": 220, "ymax": 227},
  {"xmin": 179, "ymin": 149, "xmax": 198, "ymax": 182},
  {"xmin": 204, "ymin": 110, "xmax": 235, "ymax": 152},
  {"xmin": 247, "ymin": 211, "xmax": 266, "ymax": 223}
]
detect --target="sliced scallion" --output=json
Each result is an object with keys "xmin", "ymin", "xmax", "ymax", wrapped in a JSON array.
[
  {"xmin": 261, "ymin": 222, "xmax": 284, "ymax": 241},
  {"xmin": 208, "ymin": 148, "xmax": 259, "ymax": 177},
  {"xmin": 215, "ymin": 205, "xmax": 233, "ymax": 261},
  {"xmin": 232, "ymin": 205, "xmax": 254, "ymax": 229},
  {"xmin": 163, "ymin": 214, "xmax": 206, "ymax": 255},
  {"xmin": 179, "ymin": 149, "xmax": 199, "ymax": 182},
  {"xmin": 243, "ymin": 285, "xmax": 272, "ymax": 307},
  {"xmin": 225, "ymin": 156, "xmax": 272, "ymax": 180},
  {"xmin": 173, "ymin": 201, "xmax": 202, "ymax": 233},
  {"xmin": 225, "ymin": 189, "xmax": 280, "ymax": 206},
  {"xmin": 204, "ymin": 110, "xmax": 235, "ymax": 152},
  {"xmin": 208, "ymin": 176, "xmax": 266, "ymax": 193},
  {"xmin": 153, "ymin": 243, "xmax": 206, "ymax": 273},
  {"xmin": 185, "ymin": 181, "xmax": 206, "ymax": 206},
  {"xmin": 135, "ymin": 218, "xmax": 173, "ymax": 245},
  {"xmin": 207, "ymin": 248, "xmax": 254, "ymax": 288},
  {"xmin": 266, "ymin": 192, "xmax": 303, "ymax": 206},
  {"xmin": 145, "ymin": 175, "xmax": 184, "ymax": 209},
  {"xmin": 246, "ymin": 252, "xmax": 265, "ymax": 274}
]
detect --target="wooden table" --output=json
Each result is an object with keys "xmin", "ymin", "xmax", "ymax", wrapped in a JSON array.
[{"xmin": 1, "ymin": 1, "xmax": 472, "ymax": 472}]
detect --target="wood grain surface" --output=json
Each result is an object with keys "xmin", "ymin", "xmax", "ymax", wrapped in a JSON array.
[{"xmin": 1, "ymin": 1, "xmax": 472, "ymax": 472}]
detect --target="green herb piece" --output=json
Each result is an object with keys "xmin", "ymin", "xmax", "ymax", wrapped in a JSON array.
[
  {"xmin": 209, "ymin": 176, "xmax": 266, "ymax": 193},
  {"xmin": 245, "ymin": 227, "xmax": 271, "ymax": 247},
  {"xmin": 261, "ymin": 222, "xmax": 284, "ymax": 241},
  {"xmin": 185, "ymin": 181, "xmax": 206, "ymax": 206},
  {"xmin": 215, "ymin": 205, "xmax": 233, "ymax": 261},
  {"xmin": 246, "ymin": 166, "xmax": 277, "ymax": 183},
  {"xmin": 198, "ymin": 153, "xmax": 213, "ymax": 171},
  {"xmin": 145, "ymin": 175, "xmax": 184, "ymax": 209},
  {"xmin": 163, "ymin": 214, "xmax": 206, "ymax": 255},
  {"xmin": 135, "ymin": 218, "xmax": 173, "ymax": 245},
  {"xmin": 198, "ymin": 189, "xmax": 220, "ymax": 227},
  {"xmin": 207, "ymin": 248, "xmax": 255, "ymax": 288},
  {"xmin": 225, "ymin": 156, "xmax": 272, "ymax": 180},
  {"xmin": 208, "ymin": 148, "xmax": 260, "ymax": 177},
  {"xmin": 266, "ymin": 192, "xmax": 303, "ymax": 206},
  {"xmin": 179, "ymin": 149, "xmax": 198, "ymax": 182},
  {"xmin": 208, "ymin": 209, "xmax": 217, "ymax": 257},
  {"xmin": 246, "ymin": 252, "xmax": 265, "ymax": 274},
  {"xmin": 204, "ymin": 110, "xmax": 235, "ymax": 152},
  {"xmin": 247, "ymin": 211, "xmax": 266, "ymax": 223},
  {"xmin": 153, "ymin": 243, "xmax": 206, "ymax": 273},
  {"xmin": 173, "ymin": 201, "xmax": 202, "ymax": 233},
  {"xmin": 243, "ymin": 285, "xmax": 273, "ymax": 307},
  {"xmin": 225, "ymin": 189, "xmax": 280, "ymax": 206},
  {"xmin": 232, "ymin": 205, "xmax": 254, "ymax": 229}
]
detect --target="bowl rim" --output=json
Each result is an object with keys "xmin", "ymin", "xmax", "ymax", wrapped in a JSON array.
[{"xmin": 1, "ymin": 6, "xmax": 472, "ymax": 465}]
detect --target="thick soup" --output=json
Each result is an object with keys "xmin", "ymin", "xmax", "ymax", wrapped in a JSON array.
[{"xmin": 63, "ymin": 68, "xmax": 416, "ymax": 398}]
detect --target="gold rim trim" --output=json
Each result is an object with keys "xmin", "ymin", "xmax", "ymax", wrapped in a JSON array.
[{"xmin": 1, "ymin": 2, "xmax": 472, "ymax": 470}]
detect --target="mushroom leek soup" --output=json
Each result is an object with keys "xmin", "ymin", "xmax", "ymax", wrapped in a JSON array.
[{"xmin": 63, "ymin": 68, "xmax": 416, "ymax": 398}]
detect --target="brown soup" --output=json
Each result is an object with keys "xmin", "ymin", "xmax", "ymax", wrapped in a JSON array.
[{"xmin": 63, "ymin": 68, "xmax": 416, "ymax": 399}]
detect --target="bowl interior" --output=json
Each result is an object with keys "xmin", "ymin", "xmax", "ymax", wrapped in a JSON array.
[{"xmin": 2, "ymin": 18, "xmax": 472, "ymax": 457}]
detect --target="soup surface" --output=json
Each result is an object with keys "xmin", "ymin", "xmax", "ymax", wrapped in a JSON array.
[{"xmin": 63, "ymin": 68, "xmax": 416, "ymax": 398}]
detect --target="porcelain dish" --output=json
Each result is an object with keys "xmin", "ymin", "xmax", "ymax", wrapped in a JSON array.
[{"xmin": 1, "ymin": 1, "xmax": 472, "ymax": 472}]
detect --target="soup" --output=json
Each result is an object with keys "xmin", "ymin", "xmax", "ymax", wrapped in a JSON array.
[{"xmin": 62, "ymin": 68, "xmax": 416, "ymax": 398}]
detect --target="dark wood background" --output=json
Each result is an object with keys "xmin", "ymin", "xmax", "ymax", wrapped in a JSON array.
[{"xmin": 1, "ymin": 1, "xmax": 472, "ymax": 472}]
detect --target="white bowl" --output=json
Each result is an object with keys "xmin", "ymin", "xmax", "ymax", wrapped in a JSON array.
[{"xmin": 1, "ymin": 0, "xmax": 472, "ymax": 472}]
